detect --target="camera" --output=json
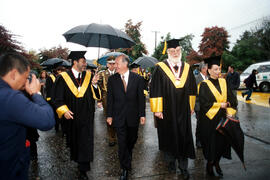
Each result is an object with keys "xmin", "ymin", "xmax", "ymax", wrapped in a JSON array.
[{"xmin": 28, "ymin": 70, "xmax": 37, "ymax": 83}]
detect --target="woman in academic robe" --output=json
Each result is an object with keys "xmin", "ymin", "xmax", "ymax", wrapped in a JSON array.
[{"xmin": 198, "ymin": 56, "xmax": 237, "ymax": 177}]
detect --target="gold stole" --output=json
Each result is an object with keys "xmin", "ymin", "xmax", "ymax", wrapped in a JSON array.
[
  {"xmin": 204, "ymin": 78, "xmax": 236, "ymax": 120},
  {"xmin": 150, "ymin": 62, "xmax": 196, "ymax": 112},
  {"xmin": 50, "ymin": 74, "xmax": 56, "ymax": 83},
  {"xmin": 56, "ymin": 71, "xmax": 101, "ymax": 118},
  {"xmin": 60, "ymin": 71, "xmax": 91, "ymax": 98}
]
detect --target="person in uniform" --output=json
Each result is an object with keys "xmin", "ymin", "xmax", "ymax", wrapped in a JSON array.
[
  {"xmin": 198, "ymin": 56, "xmax": 237, "ymax": 177},
  {"xmin": 150, "ymin": 39, "xmax": 197, "ymax": 180},
  {"xmin": 98, "ymin": 56, "xmax": 117, "ymax": 147},
  {"xmin": 54, "ymin": 51, "xmax": 101, "ymax": 180}
]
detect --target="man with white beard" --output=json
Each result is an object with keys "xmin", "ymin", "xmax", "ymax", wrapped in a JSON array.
[{"xmin": 150, "ymin": 39, "xmax": 197, "ymax": 179}]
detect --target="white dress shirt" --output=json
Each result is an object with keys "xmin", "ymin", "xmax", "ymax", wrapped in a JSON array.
[
  {"xmin": 200, "ymin": 72, "xmax": 207, "ymax": 80},
  {"xmin": 121, "ymin": 70, "xmax": 130, "ymax": 86},
  {"xmin": 71, "ymin": 68, "xmax": 80, "ymax": 78}
]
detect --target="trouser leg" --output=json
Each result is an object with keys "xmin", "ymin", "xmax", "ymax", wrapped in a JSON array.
[
  {"xmin": 78, "ymin": 162, "xmax": 91, "ymax": 172},
  {"xmin": 178, "ymin": 156, "xmax": 188, "ymax": 170},
  {"xmin": 246, "ymin": 88, "xmax": 253, "ymax": 99}
]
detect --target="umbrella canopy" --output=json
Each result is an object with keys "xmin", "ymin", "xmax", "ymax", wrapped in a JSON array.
[
  {"xmin": 63, "ymin": 23, "xmax": 135, "ymax": 49},
  {"xmin": 40, "ymin": 58, "xmax": 63, "ymax": 67},
  {"xmin": 86, "ymin": 59, "xmax": 97, "ymax": 69},
  {"xmin": 60, "ymin": 59, "xmax": 71, "ymax": 67},
  {"xmin": 216, "ymin": 116, "xmax": 246, "ymax": 170},
  {"xmin": 97, "ymin": 52, "xmax": 126, "ymax": 65},
  {"xmin": 132, "ymin": 56, "xmax": 159, "ymax": 68}
]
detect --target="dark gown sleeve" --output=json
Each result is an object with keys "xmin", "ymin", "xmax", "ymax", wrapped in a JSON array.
[
  {"xmin": 226, "ymin": 81, "xmax": 237, "ymax": 112},
  {"xmin": 45, "ymin": 76, "xmax": 53, "ymax": 102},
  {"xmin": 149, "ymin": 66, "xmax": 163, "ymax": 112},
  {"xmin": 198, "ymin": 82, "xmax": 215, "ymax": 115},
  {"xmin": 138, "ymin": 76, "xmax": 146, "ymax": 117},
  {"xmin": 187, "ymin": 67, "xmax": 197, "ymax": 111},
  {"xmin": 53, "ymin": 75, "xmax": 70, "ymax": 118}
]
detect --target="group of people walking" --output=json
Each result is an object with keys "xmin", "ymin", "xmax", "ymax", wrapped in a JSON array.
[{"xmin": 0, "ymin": 37, "xmax": 245, "ymax": 180}]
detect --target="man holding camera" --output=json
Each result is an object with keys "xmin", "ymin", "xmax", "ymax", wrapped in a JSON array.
[{"xmin": 0, "ymin": 52, "xmax": 55, "ymax": 180}]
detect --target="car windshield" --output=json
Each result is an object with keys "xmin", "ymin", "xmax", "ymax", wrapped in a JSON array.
[{"xmin": 242, "ymin": 64, "xmax": 259, "ymax": 75}]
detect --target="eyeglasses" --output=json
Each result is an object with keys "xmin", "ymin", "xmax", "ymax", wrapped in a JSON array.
[{"xmin": 168, "ymin": 48, "xmax": 181, "ymax": 54}]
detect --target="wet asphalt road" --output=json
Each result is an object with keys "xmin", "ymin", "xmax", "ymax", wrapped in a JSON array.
[{"xmin": 29, "ymin": 97, "xmax": 270, "ymax": 180}]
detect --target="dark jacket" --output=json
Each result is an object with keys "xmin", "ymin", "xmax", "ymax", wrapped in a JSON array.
[
  {"xmin": 107, "ymin": 72, "xmax": 145, "ymax": 127},
  {"xmin": 0, "ymin": 78, "xmax": 55, "ymax": 180},
  {"xmin": 244, "ymin": 73, "xmax": 258, "ymax": 88},
  {"xmin": 226, "ymin": 71, "xmax": 240, "ymax": 90}
]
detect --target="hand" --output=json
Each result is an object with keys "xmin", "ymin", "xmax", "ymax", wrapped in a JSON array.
[
  {"xmin": 25, "ymin": 74, "xmax": 41, "ymax": 96},
  {"xmin": 107, "ymin": 117, "xmax": 112, "ymax": 125},
  {"xmin": 92, "ymin": 73, "xmax": 99, "ymax": 85},
  {"xmin": 140, "ymin": 117, "xmax": 146, "ymax": 125},
  {"xmin": 154, "ymin": 112, "xmax": 163, "ymax": 119},
  {"xmin": 191, "ymin": 110, "xmax": 194, "ymax": 115},
  {"xmin": 220, "ymin": 102, "xmax": 227, "ymax": 109},
  {"xmin": 97, "ymin": 102, "xmax": 103, "ymax": 108},
  {"xmin": 64, "ymin": 110, "xmax": 74, "ymax": 119}
]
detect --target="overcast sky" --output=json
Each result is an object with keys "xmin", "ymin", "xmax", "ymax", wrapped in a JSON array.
[{"xmin": 1, "ymin": 0, "xmax": 270, "ymax": 59}]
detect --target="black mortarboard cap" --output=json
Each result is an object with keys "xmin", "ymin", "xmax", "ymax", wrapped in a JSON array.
[
  {"xmin": 129, "ymin": 63, "xmax": 140, "ymax": 69},
  {"xmin": 68, "ymin": 51, "xmax": 86, "ymax": 62},
  {"xmin": 204, "ymin": 55, "xmax": 221, "ymax": 67},
  {"xmin": 162, "ymin": 38, "xmax": 184, "ymax": 54}
]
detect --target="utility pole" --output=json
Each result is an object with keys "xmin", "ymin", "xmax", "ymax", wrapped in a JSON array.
[{"xmin": 152, "ymin": 31, "xmax": 160, "ymax": 50}]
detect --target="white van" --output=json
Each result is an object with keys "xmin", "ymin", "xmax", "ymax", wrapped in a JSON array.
[{"xmin": 239, "ymin": 61, "xmax": 270, "ymax": 92}]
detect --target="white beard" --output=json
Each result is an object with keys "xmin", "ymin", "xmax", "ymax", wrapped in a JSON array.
[{"xmin": 168, "ymin": 53, "xmax": 182, "ymax": 64}]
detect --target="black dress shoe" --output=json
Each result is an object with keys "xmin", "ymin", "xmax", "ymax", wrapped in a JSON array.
[
  {"xmin": 119, "ymin": 169, "xmax": 128, "ymax": 180},
  {"xmin": 78, "ymin": 171, "xmax": 88, "ymax": 180},
  {"xmin": 206, "ymin": 162, "xmax": 215, "ymax": 176},
  {"xmin": 215, "ymin": 163, "xmax": 223, "ymax": 177},
  {"xmin": 180, "ymin": 169, "xmax": 190, "ymax": 179}
]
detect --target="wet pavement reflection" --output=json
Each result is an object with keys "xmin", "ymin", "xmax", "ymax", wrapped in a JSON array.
[{"xmin": 29, "ymin": 99, "xmax": 270, "ymax": 180}]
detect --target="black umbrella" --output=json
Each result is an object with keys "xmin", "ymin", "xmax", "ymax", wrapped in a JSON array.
[
  {"xmin": 60, "ymin": 59, "xmax": 71, "ymax": 67},
  {"xmin": 40, "ymin": 58, "xmax": 63, "ymax": 67},
  {"xmin": 216, "ymin": 116, "xmax": 246, "ymax": 170},
  {"xmin": 63, "ymin": 23, "xmax": 135, "ymax": 49},
  {"xmin": 133, "ymin": 56, "xmax": 159, "ymax": 68}
]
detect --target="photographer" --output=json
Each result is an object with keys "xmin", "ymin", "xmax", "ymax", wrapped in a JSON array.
[{"xmin": 0, "ymin": 52, "xmax": 55, "ymax": 180}]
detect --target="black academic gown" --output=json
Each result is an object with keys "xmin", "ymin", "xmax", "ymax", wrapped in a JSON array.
[
  {"xmin": 54, "ymin": 70, "xmax": 100, "ymax": 163},
  {"xmin": 199, "ymin": 77, "xmax": 237, "ymax": 161},
  {"xmin": 150, "ymin": 60, "xmax": 197, "ymax": 159}
]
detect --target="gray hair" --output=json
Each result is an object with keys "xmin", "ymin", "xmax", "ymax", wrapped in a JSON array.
[
  {"xmin": 199, "ymin": 61, "xmax": 207, "ymax": 72},
  {"xmin": 118, "ymin": 54, "xmax": 130, "ymax": 67}
]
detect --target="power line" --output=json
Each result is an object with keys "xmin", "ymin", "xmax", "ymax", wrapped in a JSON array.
[{"xmin": 229, "ymin": 15, "xmax": 270, "ymax": 31}]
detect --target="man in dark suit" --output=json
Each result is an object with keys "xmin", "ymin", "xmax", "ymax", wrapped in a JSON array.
[
  {"xmin": 106, "ymin": 54, "xmax": 146, "ymax": 180},
  {"xmin": 194, "ymin": 62, "xmax": 208, "ymax": 148},
  {"xmin": 0, "ymin": 52, "xmax": 55, "ymax": 180}
]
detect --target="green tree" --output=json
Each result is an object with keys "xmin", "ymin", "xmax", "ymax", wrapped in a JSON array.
[
  {"xmin": 120, "ymin": 19, "xmax": 148, "ymax": 62},
  {"xmin": 152, "ymin": 33, "xmax": 171, "ymax": 61}
]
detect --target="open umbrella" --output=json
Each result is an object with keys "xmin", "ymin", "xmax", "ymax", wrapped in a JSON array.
[
  {"xmin": 132, "ymin": 56, "xmax": 158, "ymax": 68},
  {"xmin": 63, "ymin": 23, "xmax": 135, "ymax": 50},
  {"xmin": 216, "ymin": 116, "xmax": 246, "ymax": 170},
  {"xmin": 40, "ymin": 58, "xmax": 63, "ymax": 67},
  {"xmin": 60, "ymin": 59, "xmax": 71, "ymax": 67},
  {"xmin": 97, "ymin": 52, "xmax": 126, "ymax": 65}
]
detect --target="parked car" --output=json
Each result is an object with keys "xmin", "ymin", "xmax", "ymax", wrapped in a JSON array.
[{"xmin": 239, "ymin": 61, "xmax": 270, "ymax": 92}]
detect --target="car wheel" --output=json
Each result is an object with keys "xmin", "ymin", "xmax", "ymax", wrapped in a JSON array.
[{"xmin": 259, "ymin": 82, "xmax": 270, "ymax": 92}]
